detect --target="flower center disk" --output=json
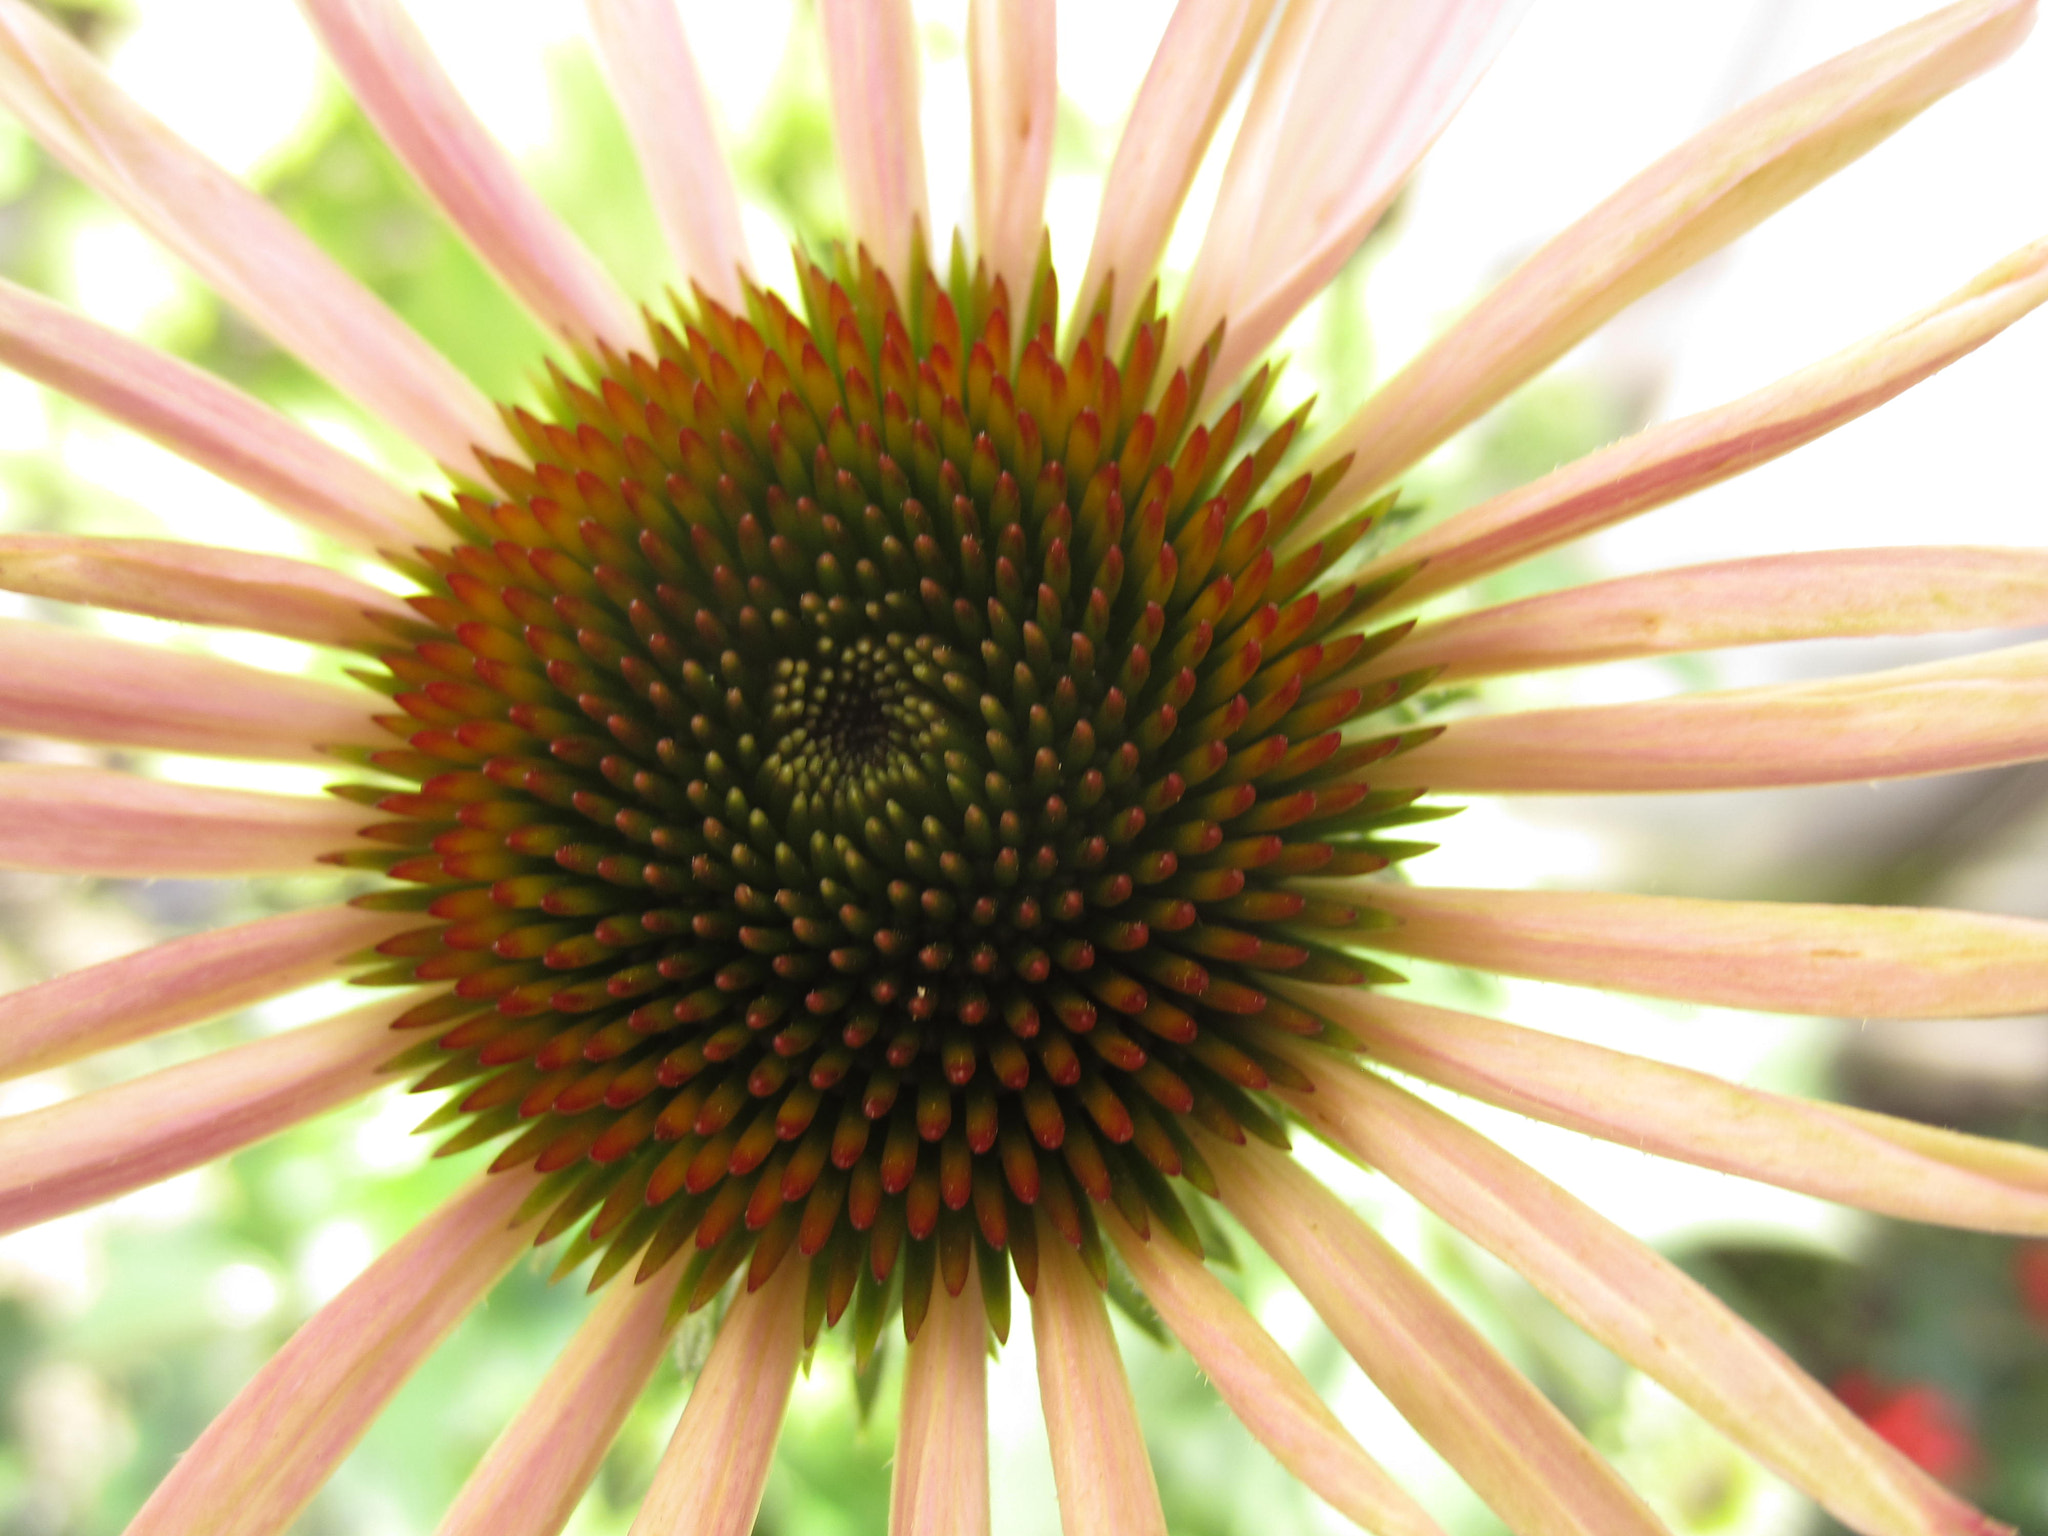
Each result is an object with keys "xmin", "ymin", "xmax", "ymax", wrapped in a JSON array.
[{"xmin": 341, "ymin": 245, "xmax": 1436, "ymax": 1343}]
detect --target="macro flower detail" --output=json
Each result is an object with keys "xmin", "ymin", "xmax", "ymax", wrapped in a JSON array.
[{"xmin": 1, "ymin": 1, "xmax": 2047, "ymax": 1534}]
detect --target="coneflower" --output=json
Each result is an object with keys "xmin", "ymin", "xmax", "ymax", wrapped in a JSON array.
[{"xmin": 2, "ymin": 1, "xmax": 2048, "ymax": 1534}]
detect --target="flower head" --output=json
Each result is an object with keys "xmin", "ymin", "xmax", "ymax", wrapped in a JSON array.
[{"xmin": 2, "ymin": 1, "xmax": 2048, "ymax": 1533}]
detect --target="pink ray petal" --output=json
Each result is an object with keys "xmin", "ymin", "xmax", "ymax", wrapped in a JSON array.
[
  {"xmin": 1375, "ymin": 638, "xmax": 2048, "ymax": 793},
  {"xmin": 0, "ymin": 534, "xmax": 414, "ymax": 648},
  {"xmin": 0, "ymin": 763, "xmax": 366, "ymax": 877},
  {"xmin": 891, "ymin": 1249, "xmax": 990, "ymax": 1536},
  {"xmin": 435, "ymin": 1273, "xmax": 676, "ymax": 1536},
  {"xmin": 1277, "ymin": 1050, "xmax": 1998, "ymax": 1536},
  {"xmin": 1308, "ymin": 0, "xmax": 2037, "ymax": 521},
  {"xmin": 0, "ymin": 0, "xmax": 513, "ymax": 474},
  {"xmin": 968, "ymin": 0, "xmax": 1056, "ymax": 298},
  {"xmin": 819, "ymin": 0, "xmax": 929, "ymax": 290},
  {"xmin": 0, "ymin": 993, "xmax": 414, "ymax": 1238},
  {"xmin": 126, "ymin": 1172, "xmax": 536, "ymax": 1536},
  {"xmin": 583, "ymin": 0, "xmax": 750, "ymax": 311},
  {"xmin": 1106, "ymin": 1212, "xmax": 1446, "ymax": 1536},
  {"xmin": 1029, "ymin": 1230, "xmax": 1168, "ymax": 1536},
  {"xmin": 1357, "ymin": 546, "xmax": 2048, "ymax": 687},
  {"xmin": 1211, "ymin": 1133, "xmax": 1672, "ymax": 1536},
  {"xmin": 1287, "ymin": 982, "xmax": 2048, "ymax": 1234},
  {"xmin": 0, "ymin": 618, "xmax": 384, "ymax": 762},
  {"xmin": 628, "ymin": 1255, "xmax": 808, "ymax": 1536},
  {"xmin": 1173, "ymin": 0, "xmax": 1525, "ymax": 387},
  {"xmin": 1074, "ymin": 0, "xmax": 1280, "ymax": 344},
  {"xmin": 301, "ymin": 0, "xmax": 639, "ymax": 355},
  {"xmin": 1359, "ymin": 883, "xmax": 2048, "ymax": 1017},
  {"xmin": 1341, "ymin": 239, "xmax": 2048, "ymax": 594},
  {"xmin": 0, "ymin": 903, "xmax": 407, "ymax": 1082},
  {"xmin": 0, "ymin": 279, "xmax": 434, "ymax": 550}
]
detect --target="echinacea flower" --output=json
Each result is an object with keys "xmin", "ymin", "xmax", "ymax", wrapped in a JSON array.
[{"xmin": 3, "ymin": 0, "xmax": 2048, "ymax": 1532}]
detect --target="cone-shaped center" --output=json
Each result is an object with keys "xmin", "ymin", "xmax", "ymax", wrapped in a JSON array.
[{"xmin": 338, "ymin": 243, "xmax": 1435, "ymax": 1344}]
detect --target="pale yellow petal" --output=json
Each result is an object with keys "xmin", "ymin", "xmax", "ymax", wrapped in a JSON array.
[
  {"xmin": 1309, "ymin": 0, "xmax": 2037, "ymax": 521},
  {"xmin": 1030, "ymin": 1231, "xmax": 1168, "ymax": 1536},
  {"xmin": 583, "ymin": 0, "xmax": 750, "ymax": 309},
  {"xmin": 0, "ymin": 904, "xmax": 406, "ymax": 1081},
  {"xmin": 1287, "ymin": 983, "xmax": 2048, "ymax": 1233},
  {"xmin": 126, "ymin": 1173, "xmax": 535, "ymax": 1536},
  {"xmin": 628, "ymin": 1256, "xmax": 807, "ymax": 1536},
  {"xmin": 1276, "ymin": 1051, "xmax": 1996, "ymax": 1536}
]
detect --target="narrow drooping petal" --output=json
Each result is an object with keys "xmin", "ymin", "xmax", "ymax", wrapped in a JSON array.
[
  {"xmin": 0, "ymin": 764, "xmax": 367, "ymax": 877},
  {"xmin": 1357, "ymin": 884, "xmax": 2048, "ymax": 1017},
  {"xmin": 1339, "ymin": 239, "xmax": 2048, "ymax": 593},
  {"xmin": 628, "ymin": 1256, "xmax": 807, "ymax": 1536},
  {"xmin": 819, "ymin": 0, "xmax": 929, "ymax": 288},
  {"xmin": 1107, "ymin": 1214, "xmax": 1446, "ymax": 1536},
  {"xmin": 0, "ymin": 534, "xmax": 415, "ymax": 649},
  {"xmin": 583, "ymin": 0, "xmax": 749, "ymax": 309},
  {"xmin": 435, "ymin": 1274, "xmax": 676, "ymax": 1536},
  {"xmin": 0, "ymin": 619, "xmax": 383, "ymax": 761},
  {"xmin": 1212, "ymin": 1134, "xmax": 1673, "ymax": 1536},
  {"xmin": 1277, "ymin": 1052, "xmax": 1996, "ymax": 1536},
  {"xmin": 126, "ymin": 1173, "xmax": 535, "ymax": 1536},
  {"xmin": 1357, "ymin": 546, "xmax": 2048, "ymax": 686},
  {"xmin": 1289, "ymin": 984, "xmax": 2048, "ymax": 1233},
  {"xmin": 1174, "ymin": 0, "xmax": 1524, "ymax": 385},
  {"xmin": 0, "ymin": 0, "xmax": 513, "ymax": 472},
  {"xmin": 1308, "ymin": 0, "xmax": 2037, "ymax": 517},
  {"xmin": 1374, "ymin": 640, "xmax": 2048, "ymax": 793},
  {"xmin": 1030, "ymin": 1232, "xmax": 1169, "ymax": 1536},
  {"xmin": 0, "ymin": 994, "xmax": 411, "ymax": 1237},
  {"xmin": 0, "ymin": 279, "xmax": 434, "ymax": 550},
  {"xmin": 301, "ymin": 0, "xmax": 640, "ymax": 354},
  {"xmin": 891, "ymin": 1251, "xmax": 990, "ymax": 1536},
  {"xmin": 0, "ymin": 904, "xmax": 406, "ymax": 1082},
  {"xmin": 968, "ymin": 0, "xmax": 1055, "ymax": 297},
  {"xmin": 1072, "ymin": 0, "xmax": 1280, "ymax": 341}
]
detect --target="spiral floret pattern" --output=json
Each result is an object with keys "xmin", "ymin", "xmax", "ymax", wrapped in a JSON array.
[{"xmin": 337, "ymin": 244, "xmax": 1443, "ymax": 1349}]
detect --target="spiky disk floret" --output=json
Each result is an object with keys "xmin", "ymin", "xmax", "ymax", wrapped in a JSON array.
[{"xmin": 335, "ymin": 242, "xmax": 1443, "ymax": 1350}]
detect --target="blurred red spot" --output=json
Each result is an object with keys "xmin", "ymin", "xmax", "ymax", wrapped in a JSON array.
[
  {"xmin": 1833, "ymin": 1370, "xmax": 1979, "ymax": 1484},
  {"xmin": 2014, "ymin": 1240, "xmax": 2048, "ymax": 1326}
]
